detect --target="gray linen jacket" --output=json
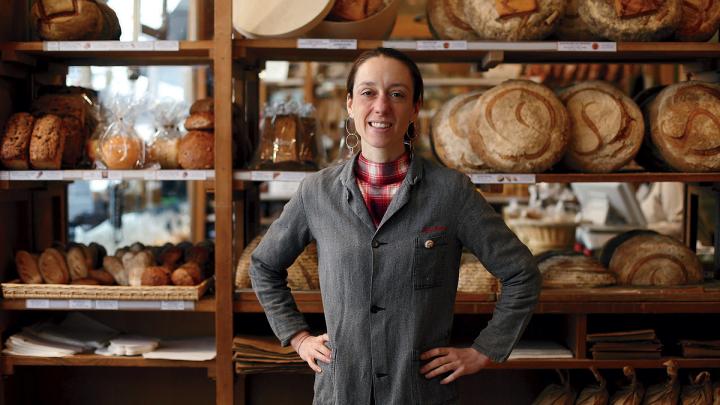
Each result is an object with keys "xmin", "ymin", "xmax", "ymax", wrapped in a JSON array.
[{"xmin": 250, "ymin": 154, "xmax": 541, "ymax": 405}]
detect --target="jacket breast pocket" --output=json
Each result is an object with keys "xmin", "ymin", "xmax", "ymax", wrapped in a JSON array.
[{"xmin": 413, "ymin": 233, "xmax": 448, "ymax": 289}]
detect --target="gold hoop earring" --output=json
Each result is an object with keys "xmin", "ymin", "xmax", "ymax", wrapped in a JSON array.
[
  {"xmin": 404, "ymin": 121, "xmax": 416, "ymax": 159},
  {"xmin": 345, "ymin": 117, "xmax": 360, "ymax": 155}
]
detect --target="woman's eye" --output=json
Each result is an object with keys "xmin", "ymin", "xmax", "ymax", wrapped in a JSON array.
[
  {"xmin": 360, "ymin": 90, "xmax": 373, "ymax": 96},
  {"xmin": 391, "ymin": 92, "xmax": 405, "ymax": 98}
]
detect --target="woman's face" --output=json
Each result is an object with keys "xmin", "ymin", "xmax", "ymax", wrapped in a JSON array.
[{"xmin": 347, "ymin": 56, "xmax": 420, "ymax": 158}]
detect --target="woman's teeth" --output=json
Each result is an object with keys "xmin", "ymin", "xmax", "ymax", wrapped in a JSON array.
[{"xmin": 369, "ymin": 122, "xmax": 391, "ymax": 128}]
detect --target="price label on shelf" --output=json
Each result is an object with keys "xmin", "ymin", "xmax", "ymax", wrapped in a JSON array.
[
  {"xmin": 107, "ymin": 171, "xmax": 124, "ymax": 180},
  {"xmin": 69, "ymin": 300, "xmax": 93, "ymax": 309},
  {"xmin": 416, "ymin": 41, "xmax": 468, "ymax": 51},
  {"xmin": 143, "ymin": 171, "xmax": 158, "ymax": 180},
  {"xmin": 250, "ymin": 171, "xmax": 275, "ymax": 181},
  {"xmin": 26, "ymin": 299, "xmax": 51, "ymax": 309},
  {"xmin": 82, "ymin": 170, "xmax": 104, "ymax": 180},
  {"xmin": 297, "ymin": 39, "xmax": 357, "ymax": 50},
  {"xmin": 469, "ymin": 174, "xmax": 536, "ymax": 184},
  {"xmin": 44, "ymin": 41, "xmax": 157, "ymax": 52},
  {"xmin": 95, "ymin": 300, "xmax": 119, "ymax": 310},
  {"xmin": 161, "ymin": 301, "xmax": 186, "ymax": 311},
  {"xmin": 154, "ymin": 41, "xmax": 180, "ymax": 51},
  {"xmin": 0, "ymin": 171, "xmax": 9, "ymax": 181},
  {"xmin": 63, "ymin": 171, "xmax": 84, "ymax": 180},
  {"xmin": 9, "ymin": 171, "xmax": 42, "ymax": 180},
  {"xmin": 557, "ymin": 42, "xmax": 617, "ymax": 52}
]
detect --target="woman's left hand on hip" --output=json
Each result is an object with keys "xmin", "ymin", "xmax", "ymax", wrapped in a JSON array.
[{"xmin": 419, "ymin": 347, "xmax": 492, "ymax": 384}]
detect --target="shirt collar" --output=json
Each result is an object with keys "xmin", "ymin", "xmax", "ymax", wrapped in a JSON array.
[{"xmin": 355, "ymin": 152, "xmax": 410, "ymax": 186}]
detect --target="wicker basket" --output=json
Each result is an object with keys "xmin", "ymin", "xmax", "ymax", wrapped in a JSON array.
[
  {"xmin": 457, "ymin": 254, "xmax": 499, "ymax": 294},
  {"xmin": 236, "ymin": 235, "xmax": 319, "ymax": 290},
  {"xmin": 1, "ymin": 278, "xmax": 210, "ymax": 301},
  {"xmin": 507, "ymin": 219, "xmax": 577, "ymax": 255}
]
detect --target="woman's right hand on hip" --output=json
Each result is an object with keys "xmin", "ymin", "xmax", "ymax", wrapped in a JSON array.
[{"xmin": 291, "ymin": 331, "xmax": 332, "ymax": 373}]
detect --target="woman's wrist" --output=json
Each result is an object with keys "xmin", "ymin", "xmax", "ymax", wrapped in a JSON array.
[{"xmin": 290, "ymin": 330, "xmax": 311, "ymax": 351}]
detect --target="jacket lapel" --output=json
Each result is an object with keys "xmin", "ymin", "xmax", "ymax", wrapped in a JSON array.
[
  {"xmin": 377, "ymin": 155, "xmax": 424, "ymax": 230},
  {"xmin": 341, "ymin": 153, "xmax": 376, "ymax": 233}
]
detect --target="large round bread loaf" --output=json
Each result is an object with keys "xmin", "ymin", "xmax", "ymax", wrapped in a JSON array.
[
  {"xmin": 430, "ymin": 91, "xmax": 488, "ymax": 172},
  {"xmin": 537, "ymin": 251, "xmax": 616, "ymax": 288},
  {"xmin": 427, "ymin": 0, "xmax": 478, "ymax": 40},
  {"xmin": 675, "ymin": 0, "xmax": 720, "ymax": 41},
  {"xmin": 608, "ymin": 233, "xmax": 704, "ymax": 286},
  {"xmin": 559, "ymin": 81, "xmax": 644, "ymax": 173},
  {"xmin": 633, "ymin": 86, "xmax": 671, "ymax": 171},
  {"xmin": 579, "ymin": 0, "xmax": 682, "ymax": 41},
  {"xmin": 555, "ymin": 0, "xmax": 598, "ymax": 40},
  {"xmin": 463, "ymin": 0, "xmax": 564, "ymax": 40},
  {"xmin": 647, "ymin": 81, "xmax": 720, "ymax": 172},
  {"xmin": 470, "ymin": 80, "xmax": 570, "ymax": 173},
  {"xmin": 31, "ymin": 0, "xmax": 121, "ymax": 40}
]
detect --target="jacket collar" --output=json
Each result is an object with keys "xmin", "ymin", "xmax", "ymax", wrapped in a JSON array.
[{"xmin": 341, "ymin": 152, "xmax": 424, "ymax": 233}]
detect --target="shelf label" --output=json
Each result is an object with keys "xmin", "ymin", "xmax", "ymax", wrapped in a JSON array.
[
  {"xmin": 250, "ymin": 171, "xmax": 275, "ymax": 181},
  {"xmin": 26, "ymin": 299, "xmax": 50, "ymax": 309},
  {"xmin": 8, "ymin": 171, "xmax": 59, "ymax": 181},
  {"xmin": 63, "ymin": 171, "xmax": 84, "ymax": 180},
  {"xmin": 161, "ymin": 300, "xmax": 186, "ymax": 310},
  {"xmin": 143, "ymin": 171, "xmax": 158, "ymax": 180},
  {"xmin": 416, "ymin": 41, "xmax": 468, "ymax": 51},
  {"xmin": 0, "ymin": 172, "xmax": 9, "ymax": 181},
  {"xmin": 469, "ymin": 173, "xmax": 536, "ymax": 184},
  {"xmin": 82, "ymin": 170, "xmax": 104, "ymax": 180},
  {"xmin": 107, "ymin": 171, "xmax": 124, "ymax": 180},
  {"xmin": 44, "ymin": 41, "xmax": 161, "ymax": 52},
  {"xmin": 557, "ymin": 42, "xmax": 617, "ymax": 52},
  {"xmin": 156, "ymin": 170, "xmax": 207, "ymax": 180},
  {"xmin": 297, "ymin": 39, "xmax": 357, "ymax": 50},
  {"xmin": 95, "ymin": 300, "xmax": 119, "ymax": 310},
  {"xmin": 69, "ymin": 299, "xmax": 93, "ymax": 309}
]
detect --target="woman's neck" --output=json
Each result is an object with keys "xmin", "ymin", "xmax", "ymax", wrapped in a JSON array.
[{"xmin": 360, "ymin": 144, "xmax": 406, "ymax": 163}]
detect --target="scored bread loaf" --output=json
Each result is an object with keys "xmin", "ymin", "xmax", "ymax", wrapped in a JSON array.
[
  {"xmin": 66, "ymin": 245, "xmax": 89, "ymax": 281},
  {"xmin": 537, "ymin": 251, "xmax": 616, "ymax": 288},
  {"xmin": 430, "ymin": 91, "xmax": 488, "ymax": 172},
  {"xmin": 1, "ymin": 112, "xmax": 35, "ymax": 169},
  {"xmin": 675, "ymin": 0, "xmax": 720, "ymax": 41},
  {"xmin": 15, "ymin": 250, "xmax": 43, "ymax": 284},
  {"xmin": 29, "ymin": 114, "xmax": 66, "ymax": 169},
  {"xmin": 31, "ymin": 0, "xmax": 121, "ymax": 40},
  {"xmin": 470, "ymin": 79, "xmax": 570, "ymax": 172},
  {"xmin": 579, "ymin": 0, "xmax": 682, "ymax": 41},
  {"xmin": 463, "ymin": 0, "xmax": 565, "ymax": 40},
  {"xmin": 647, "ymin": 81, "xmax": 720, "ymax": 172},
  {"xmin": 427, "ymin": 0, "xmax": 479, "ymax": 40},
  {"xmin": 38, "ymin": 248, "xmax": 70, "ymax": 284},
  {"xmin": 559, "ymin": 81, "xmax": 644, "ymax": 173},
  {"xmin": 606, "ymin": 232, "xmax": 704, "ymax": 286}
]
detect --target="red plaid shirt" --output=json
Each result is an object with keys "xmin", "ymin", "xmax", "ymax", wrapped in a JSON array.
[{"xmin": 355, "ymin": 153, "xmax": 410, "ymax": 227}]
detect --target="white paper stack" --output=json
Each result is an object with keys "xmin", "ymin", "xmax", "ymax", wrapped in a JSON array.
[
  {"xmin": 508, "ymin": 341, "xmax": 574, "ymax": 360},
  {"xmin": 3, "ymin": 332, "xmax": 85, "ymax": 357},
  {"xmin": 143, "ymin": 337, "xmax": 216, "ymax": 361},
  {"xmin": 96, "ymin": 335, "xmax": 161, "ymax": 356}
]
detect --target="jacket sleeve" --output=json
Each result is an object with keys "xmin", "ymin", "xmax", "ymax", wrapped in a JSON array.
[
  {"xmin": 250, "ymin": 179, "xmax": 313, "ymax": 346},
  {"xmin": 455, "ymin": 177, "xmax": 541, "ymax": 362}
]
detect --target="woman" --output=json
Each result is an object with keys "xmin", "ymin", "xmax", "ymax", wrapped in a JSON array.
[{"xmin": 250, "ymin": 48, "xmax": 541, "ymax": 405}]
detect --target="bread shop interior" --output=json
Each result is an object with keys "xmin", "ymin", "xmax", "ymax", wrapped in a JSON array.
[{"xmin": 1, "ymin": 0, "xmax": 719, "ymax": 404}]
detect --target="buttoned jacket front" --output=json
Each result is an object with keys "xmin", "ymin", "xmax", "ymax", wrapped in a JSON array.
[{"xmin": 250, "ymin": 154, "xmax": 541, "ymax": 405}]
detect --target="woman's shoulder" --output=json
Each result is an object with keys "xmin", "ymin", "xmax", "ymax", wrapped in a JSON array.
[
  {"xmin": 420, "ymin": 157, "xmax": 473, "ymax": 190},
  {"xmin": 299, "ymin": 161, "xmax": 347, "ymax": 191}
]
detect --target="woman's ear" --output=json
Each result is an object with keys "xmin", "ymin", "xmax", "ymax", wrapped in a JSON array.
[{"xmin": 346, "ymin": 93, "xmax": 353, "ymax": 117}]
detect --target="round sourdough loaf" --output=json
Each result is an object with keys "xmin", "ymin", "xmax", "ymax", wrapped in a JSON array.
[
  {"xmin": 579, "ymin": 0, "xmax": 682, "ymax": 41},
  {"xmin": 559, "ymin": 81, "xmax": 644, "ymax": 173},
  {"xmin": 555, "ymin": 0, "xmax": 599, "ymax": 40},
  {"xmin": 178, "ymin": 130, "xmax": 214, "ymax": 169},
  {"xmin": 1, "ymin": 112, "xmax": 34, "ymax": 169},
  {"xmin": 38, "ymin": 248, "xmax": 70, "ymax": 284},
  {"xmin": 430, "ymin": 91, "xmax": 488, "ymax": 172},
  {"xmin": 15, "ymin": 250, "xmax": 42, "ymax": 284},
  {"xmin": 427, "ymin": 0, "xmax": 479, "ymax": 40},
  {"xmin": 675, "ymin": 0, "xmax": 720, "ymax": 41},
  {"xmin": 647, "ymin": 81, "xmax": 720, "ymax": 172},
  {"xmin": 537, "ymin": 251, "xmax": 616, "ymax": 288},
  {"xmin": 464, "ymin": 0, "xmax": 565, "ymax": 40},
  {"xmin": 608, "ymin": 233, "xmax": 704, "ymax": 286},
  {"xmin": 470, "ymin": 79, "xmax": 570, "ymax": 172}
]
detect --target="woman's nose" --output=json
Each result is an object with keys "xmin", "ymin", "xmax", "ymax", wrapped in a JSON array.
[{"xmin": 372, "ymin": 94, "xmax": 391, "ymax": 113}]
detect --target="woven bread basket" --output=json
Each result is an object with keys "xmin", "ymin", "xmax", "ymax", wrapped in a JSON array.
[
  {"xmin": 507, "ymin": 220, "xmax": 577, "ymax": 255},
  {"xmin": 457, "ymin": 253, "xmax": 498, "ymax": 293},
  {"xmin": 236, "ymin": 235, "xmax": 319, "ymax": 290}
]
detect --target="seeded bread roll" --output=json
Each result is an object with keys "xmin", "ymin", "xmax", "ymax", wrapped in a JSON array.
[
  {"xmin": 464, "ymin": 0, "xmax": 565, "ymax": 40},
  {"xmin": 178, "ymin": 130, "xmax": 214, "ymax": 169},
  {"xmin": 431, "ymin": 91, "xmax": 488, "ymax": 172},
  {"xmin": 559, "ymin": 81, "xmax": 644, "ymax": 173},
  {"xmin": 1, "ymin": 112, "xmax": 35, "ymax": 169},
  {"xmin": 184, "ymin": 112, "xmax": 214, "ymax": 131},
  {"xmin": 579, "ymin": 0, "xmax": 682, "ymax": 41},
  {"xmin": 29, "ymin": 114, "xmax": 66, "ymax": 169},
  {"xmin": 646, "ymin": 81, "xmax": 720, "ymax": 172},
  {"xmin": 470, "ymin": 79, "xmax": 570, "ymax": 172},
  {"xmin": 675, "ymin": 0, "xmax": 720, "ymax": 41},
  {"xmin": 15, "ymin": 250, "xmax": 43, "ymax": 284},
  {"xmin": 427, "ymin": 0, "xmax": 479, "ymax": 40},
  {"xmin": 66, "ymin": 246, "xmax": 89, "ymax": 281},
  {"xmin": 38, "ymin": 248, "xmax": 70, "ymax": 284}
]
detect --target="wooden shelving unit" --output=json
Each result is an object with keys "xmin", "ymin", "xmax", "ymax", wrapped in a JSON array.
[{"xmin": 1, "ymin": 354, "xmax": 215, "ymax": 376}]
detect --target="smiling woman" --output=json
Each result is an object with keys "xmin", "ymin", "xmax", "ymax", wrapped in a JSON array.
[{"xmin": 250, "ymin": 47, "xmax": 542, "ymax": 405}]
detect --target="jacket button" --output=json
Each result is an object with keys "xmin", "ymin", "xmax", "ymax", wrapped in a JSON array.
[
  {"xmin": 372, "ymin": 240, "xmax": 380, "ymax": 248},
  {"xmin": 370, "ymin": 305, "xmax": 385, "ymax": 313},
  {"xmin": 424, "ymin": 240, "xmax": 435, "ymax": 249}
]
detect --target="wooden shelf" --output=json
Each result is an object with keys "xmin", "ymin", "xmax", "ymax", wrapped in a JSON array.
[
  {"xmin": 0, "ymin": 170, "xmax": 214, "ymax": 182},
  {"xmin": 234, "ymin": 288, "xmax": 720, "ymax": 314},
  {"xmin": 0, "ymin": 40, "xmax": 213, "ymax": 66},
  {"xmin": 235, "ymin": 39, "xmax": 720, "ymax": 64},
  {"xmin": 0, "ymin": 296, "xmax": 216, "ymax": 312},
  {"xmin": 1, "ymin": 354, "xmax": 215, "ymax": 376}
]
